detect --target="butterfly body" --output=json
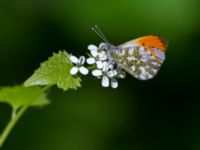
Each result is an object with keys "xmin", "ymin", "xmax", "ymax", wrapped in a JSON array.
[{"xmin": 103, "ymin": 35, "xmax": 167, "ymax": 80}]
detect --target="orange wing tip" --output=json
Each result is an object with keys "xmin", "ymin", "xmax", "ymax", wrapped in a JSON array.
[
  {"xmin": 159, "ymin": 36, "xmax": 168, "ymax": 50},
  {"xmin": 136, "ymin": 35, "xmax": 168, "ymax": 52}
]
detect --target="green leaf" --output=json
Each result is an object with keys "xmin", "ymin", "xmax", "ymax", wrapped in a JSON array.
[
  {"xmin": 0, "ymin": 86, "xmax": 49, "ymax": 110},
  {"xmin": 24, "ymin": 51, "xmax": 81, "ymax": 91}
]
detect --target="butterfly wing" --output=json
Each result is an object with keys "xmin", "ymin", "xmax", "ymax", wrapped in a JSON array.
[
  {"xmin": 111, "ymin": 36, "xmax": 167, "ymax": 80},
  {"xmin": 119, "ymin": 35, "xmax": 167, "ymax": 51}
]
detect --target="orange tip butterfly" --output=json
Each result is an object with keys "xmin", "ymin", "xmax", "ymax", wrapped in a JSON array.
[{"xmin": 91, "ymin": 25, "xmax": 168, "ymax": 80}]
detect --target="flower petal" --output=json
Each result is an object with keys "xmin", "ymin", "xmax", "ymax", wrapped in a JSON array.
[
  {"xmin": 99, "ymin": 51, "xmax": 107, "ymax": 61},
  {"xmin": 79, "ymin": 56, "xmax": 85, "ymax": 65},
  {"xmin": 107, "ymin": 63, "xmax": 114, "ymax": 69},
  {"xmin": 79, "ymin": 66, "xmax": 89, "ymax": 75},
  {"xmin": 92, "ymin": 70, "xmax": 102, "ymax": 77},
  {"xmin": 90, "ymin": 50, "xmax": 98, "ymax": 57},
  {"xmin": 102, "ymin": 62, "xmax": 114, "ymax": 72},
  {"xmin": 99, "ymin": 43, "xmax": 106, "ymax": 49},
  {"xmin": 88, "ymin": 44, "xmax": 98, "ymax": 51},
  {"xmin": 111, "ymin": 78, "xmax": 118, "ymax": 88},
  {"xmin": 107, "ymin": 70, "xmax": 117, "ymax": 78},
  {"xmin": 102, "ymin": 76, "xmax": 109, "ymax": 87},
  {"xmin": 70, "ymin": 66, "xmax": 79, "ymax": 75},
  {"xmin": 86, "ymin": 58, "xmax": 95, "ymax": 64},
  {"xmin": 102, "ymin": 62, "xmax": 110, "ymax": 72},
  {"xmin": 70, "ymin": 55, "xmax": 78, "ymax": 64},
  {"xmin": 96, "ymin": 61, "xmax": 103, "ymax": 69},
  {"xmin": 99, "ymin": 51, "xmax": 106, "ymax": 57},
  {"xmin": 99, "ymin": 55, "xmax": 107, "ymax": 61}
]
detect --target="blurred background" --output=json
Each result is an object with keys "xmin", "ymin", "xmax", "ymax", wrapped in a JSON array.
[{"xmin": 0, "ymin": 0, "xmax": 200, "ymax": 149}]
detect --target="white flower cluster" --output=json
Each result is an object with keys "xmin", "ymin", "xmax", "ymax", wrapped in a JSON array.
[{"xmin": 69, "ymin": 43, "xmax": 126, "ymax": 88}]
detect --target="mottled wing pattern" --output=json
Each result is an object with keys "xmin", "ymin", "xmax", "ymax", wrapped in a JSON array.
[{"xmin": 112, "ymin": 46, "xmax": 165, "ymax": 80}]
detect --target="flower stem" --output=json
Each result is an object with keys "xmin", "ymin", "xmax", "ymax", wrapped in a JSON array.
[
  {"xmin": 0, "ymin": 105, "xmax": 28, "ymax": 148},
  {"xmin": 42, "ymin": 85, "xmax": 51, "ymax": 92},
  {"xmin": 87, "ymin": 65, "xmax": 96, "ymax": 70}
]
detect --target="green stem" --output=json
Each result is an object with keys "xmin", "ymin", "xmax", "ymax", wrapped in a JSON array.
[
  {"xmin": 42, "ymin": 85, "xmax": 51, "ymax": 92},
  {"xmin": 87, "ymin": 65, "xmax": 96, "ymax": 70},
  {"xmin": 0, "ymin": 106, "xmax": 28, "ymax": 148}
]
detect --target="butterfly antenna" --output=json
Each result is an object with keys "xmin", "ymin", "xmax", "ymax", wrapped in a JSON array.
[
  {"xmin": 94, "ymin": 25, "xmax": 108, "ymax": 42},
  {"xmin": 91, "ymin": 25, "xmax": 109, "ymax": 43}
]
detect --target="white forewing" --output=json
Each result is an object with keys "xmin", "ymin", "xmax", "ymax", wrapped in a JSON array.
[{"xmin": 118, "ymin": 39, "xmax": 137, "ymax": 49}]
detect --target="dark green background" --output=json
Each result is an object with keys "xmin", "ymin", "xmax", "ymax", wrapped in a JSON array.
[{"xmin": 0, "ymin": 0, "xmax": 200, "ymax": 150}]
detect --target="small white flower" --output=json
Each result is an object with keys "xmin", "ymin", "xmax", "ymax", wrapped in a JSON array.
[
  {"xmin": 92, "ymin": 62, "xmax": 119, "ymax": 89},
  {"xmin": 69, "ymin": 43, "xmax": 126, "ymax": 89},
  {"xmin": 70, "ymin": 55, "xmax": 89, "ymax": 75},
  {"xmin": 86, "ymin": 44, "xmax": 107, "ymax": 69}
]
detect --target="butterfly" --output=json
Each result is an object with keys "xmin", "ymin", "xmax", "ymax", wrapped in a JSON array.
[{"xmin": 92, "ymin": 25, "xmax": 168, "ymax": 80}]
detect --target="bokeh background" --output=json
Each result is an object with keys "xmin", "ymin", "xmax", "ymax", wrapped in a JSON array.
[{"xmin": 0, "ymin": 0, "xmax": 200, "ymax": 150}]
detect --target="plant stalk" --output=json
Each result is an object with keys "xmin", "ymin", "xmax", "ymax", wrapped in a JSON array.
[{"xmin": 0, "ymin": 106, "xmax": 28, "ymax": 148}]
